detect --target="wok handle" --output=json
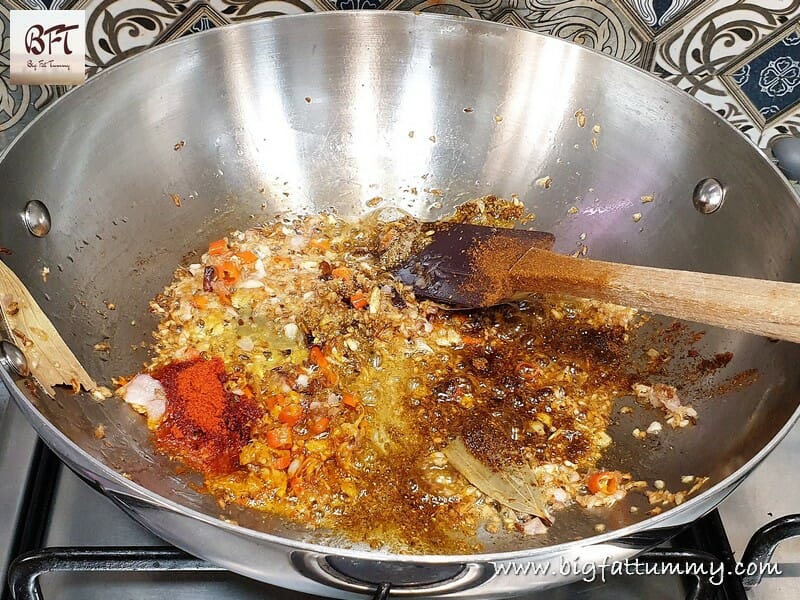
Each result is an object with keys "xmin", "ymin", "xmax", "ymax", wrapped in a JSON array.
[
  {"xmin": 291, "ymin": 552, "xmax": 494, "ymax": 596},
  {"xmin": 509, "ymin": 248, "xmax": 800, "ymax": 343}
]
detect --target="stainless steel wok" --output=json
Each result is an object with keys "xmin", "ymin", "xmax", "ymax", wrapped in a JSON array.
[{"xmin": 1, "ymin": 11, "xmax": 800, "ymax": 598}]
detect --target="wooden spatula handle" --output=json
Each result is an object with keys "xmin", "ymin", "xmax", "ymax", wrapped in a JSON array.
[{"xmin": 509, "ymin": 248, "xmax": 800, "ymax": 343}]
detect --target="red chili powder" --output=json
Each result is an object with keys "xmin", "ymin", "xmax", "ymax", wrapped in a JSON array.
[
  {"xmin": 177, "ymin": 359, "xmax": 227, "ymax": 432},
  {"xmin": 151, "ymin": 357, "xmax": 261, "ymax": 474}
]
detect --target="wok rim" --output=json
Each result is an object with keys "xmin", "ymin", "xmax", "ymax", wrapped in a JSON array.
[{"xmin": 2, "ymin": 10, "xmax": 800, "ymax": 563}]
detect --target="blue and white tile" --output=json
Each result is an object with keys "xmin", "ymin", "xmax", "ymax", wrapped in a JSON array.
[
  {"xmin": 523, "ymin": 0, "xmax": 649, "ymax": 64},
  {"xmin": 649, "ymin": 0, "xmax": 800, "ymax": 79},
  {"xmin": 618, "ymin": 0, "xmax": 701, "ymax": 32},
  {"xmin": 643, "ymin": 0, "xmax": 800, "ymax": 145},
  {"xmin": 5, "ymin": 0, "xmax": 800, "ymax": 150},
  {"xmin": 381, "ymin": 0, "xmax": 650, "ymax": 63},
  {"xmin": 717, "ymin": 25, "xmax": 800, "ymax": 147},
  {"xmin": 724, "ymin": 26, "xmax": 800, "ymax": 125},
  {"xmin": 78, "ymin": 0, "xmax": 325, "ymax": 74}
]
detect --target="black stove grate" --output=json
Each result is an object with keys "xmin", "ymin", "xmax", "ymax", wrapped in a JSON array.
[
  {"xmin": 740, "ymin": 514, "xmax": 800, "ymax": 587},
  {"xmin": 7, "ymin": 548, "xmax": 224, "ymax": 600}
]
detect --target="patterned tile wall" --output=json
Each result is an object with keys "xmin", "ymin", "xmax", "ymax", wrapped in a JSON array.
[{"xmin": 3, "ymin": 0, "xmax": 800, "ymax": 152}]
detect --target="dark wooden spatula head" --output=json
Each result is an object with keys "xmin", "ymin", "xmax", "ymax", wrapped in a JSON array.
[{"xmin": 396, "ymin": 223, "xmax": 556, "ymax": 308}]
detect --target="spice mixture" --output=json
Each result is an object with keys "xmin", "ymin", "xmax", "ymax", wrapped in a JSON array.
[{"xmin": 117, "ymin": 197, "xmax": 702, "ymax": 553}]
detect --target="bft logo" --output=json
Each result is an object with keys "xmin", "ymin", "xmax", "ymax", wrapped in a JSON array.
[
  {"xmin": 10, "ymin": 10, "xmax": 86, "ymax": 85},
  {"xmin": 25, "ymin": 23, "xmax": 80, "ymax": 56}
]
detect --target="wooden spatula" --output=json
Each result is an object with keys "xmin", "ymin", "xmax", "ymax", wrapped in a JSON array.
[
  {"xmin": 396, "ymin": 223, "xmax": 800, "ymax": 344},
  {"xmin": 0, "ymin": 260, "xmax": 96, "ymax": 395}
]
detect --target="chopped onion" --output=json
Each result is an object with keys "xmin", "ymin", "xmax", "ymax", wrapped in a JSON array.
[
  {"xmin": 119, "ymin": 374, "xmax": 166, "ymax": 427},
  {"xmin": 522, "ymin": 517, "xmax": 548, "ymax": 536},
  {"xmin": 296, "ymin": 373, "xmax": 309, "ymax": 388},
  {"xmin": 368, "ymin": 287, "xmax": 381, "ymax": 314},
  {"xmin": 414, "ymin": 340, "xmax": 434, "ymax": 354},
  {"xmin": 634, "ymin": 383, "xmax": 697, "ymax": 427},
  {"xmin": 238, "ymin": 279, "xmax": 265, "ymax": 289},
  {"xmin": 236, "ymin": 337, "xmax": 255, "ymax": 351},
  {"xmin": 287, "ymin": 457, "xmax": 304, "ymax": 478},
  {"xmin": 646, "ymin": 421, "xmax": 662, "ymax": 435},
  {"xmin": 284, "ymin": 323, "xmax": 299, "ymax": 339},
  {"xmin": 551, "ymin": 488, "xmax": 569, "ymax": 503},
  {"xmin": 177, "ymin": 301, "xmax": 193, "ymax": 322}
]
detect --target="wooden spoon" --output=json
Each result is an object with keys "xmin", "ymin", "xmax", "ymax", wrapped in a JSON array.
[
  {"xmin": 0, "ymin": 259, "xmax": 96, "ymax": 395},
  {"xmin": 396, "ymin": 223, "xmax": 800, "ymax": 343}
]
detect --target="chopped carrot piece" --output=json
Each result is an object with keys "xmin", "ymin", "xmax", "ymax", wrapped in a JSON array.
[
  {"xmin": 191, "ymin": 295, "xmax": 209, "ymax": 309},
  {"xmin": 289, "ymin": 476, "xmax": 304, "ymax": 493},
  {"xmin": 218, "ymin": 261, "xmax": 241, "ymax": 284},
  {"xmin": 266, "ymin": 425, "xmax": 293, "ymax": 449},
  {"xmin": 235, "ymin": 250, "xmax": 258, "ymax": 264},
  {"xmin": 241, "ymin": 385, "xmax": 254, "ymax": 400},
  {"xmin": 309, "ymin": 346, "xmax": 325, "ymax": 366},
  {"xmin": 460, "ymin": 335, "xmax": 483, "ymax": 345},
  {"xmin": 208, "ymin": 238, "xmax": 227, "ymax": 256},
  {"xmin": 278, "ymin": 403, "xmax": 304, "ymax": 426},
  {"xmin": 272, "ymin": 452, "xmax": 292, "ymax": 470},
  {"xmin": 588, "ymin": 471, "xmax": 619, "ymax": 495},
  {"xmin": 326, "ymin": 369, "xmax": 339, "ymax": 386},
  {"xmin": 308, "ymin": 416, "xmax": 330, "ymax": 435},
  {"xmin": 265, "ymin": 394, "xmax": 284, "ymax": 410},
  {"xmin": 310, "ymin": 345, "xmax": 339, "ymax": 386},
  {"xmin": 342, "ymin": 393, "xmax": 359, "ymax": 408},
  {"xmin": 331, "ymin": 266, "xmax": 353, "ymax": 282},
  {"xmin": 216, "ymin": 290, "xmax": 231, "ymax": 306},
  {"xmin": 308, "ymin": 238, "xmax": 330, "ymax": 252},
  {"xmin": 350, "ymin": 291, "xmax": 368, "ymax": 310}
]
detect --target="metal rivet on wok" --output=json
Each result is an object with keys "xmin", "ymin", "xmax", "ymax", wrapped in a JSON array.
[
  {"xmin": 692, "ymin": 178, "xmax": 725, "ymax": 214},
  {"xmin": 0, "ymin": 340, "xmax": 29, "ymax": 378},
  {"xmin": 23, "ymin": 200, "xmax": 52, "ymax": 237}
]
